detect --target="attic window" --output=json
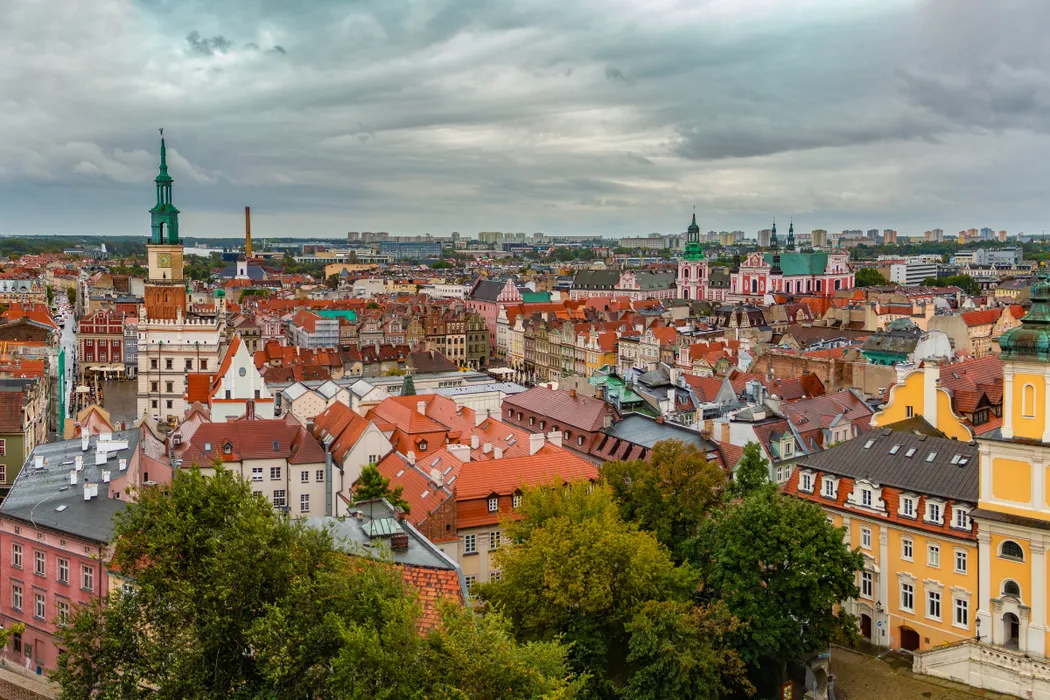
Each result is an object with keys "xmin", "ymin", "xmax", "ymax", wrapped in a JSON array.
[
  {"xmin": 863, "ymin": 440, "xmax": 875, "ymax": 449},
  {"xmin": 950, "ymin": 455, "xmax": 961, "ymax": 464},
  {"xmin": 904, "ymin": 448, "xmax": 916, "ymax": 458},
  {"xmin": 204, "ymin": 442, "xmax": 212, "ymax": 452},
  {"xmin": 223, "ymin": 442, "xmax": 232, "ymax": 455},
  {"xmin": 272, "ymin": 441, "xmax": 279, "ymax": 452},
  {"xmin": 958, "ymin": 457, "xmax": 969, "ymax": 466},
  {"xmin": 926, "ymin": 452, "xmax": 937, "ymax": 462},
  {"xmin": 889, "ymin": 445, "xmax": 901, "ymax": 455}
]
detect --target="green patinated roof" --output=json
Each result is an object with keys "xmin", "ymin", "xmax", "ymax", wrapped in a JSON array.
[
  {"xmin": 316, "ymin": 309, "xmax": 358, "ymax": 322},
  {"xmin": 214, "ymin": 288, "xmax": 226, "ymax": 298},
  {"xmin": 687, "ymin": 212, "xmax": 700, "ymax": 234},
  {"xmin": 1000, "ymin": 275, "xmax": 1050, "ymax": 362},
  {"xmin": 762, "ymin": 252, "xmax": 828, "ymax": 275},
  {"xmin": 588, "ymin": 373, "xmax": 644, "ymax": 404},
  {"xmin": 520, "ymin": 291, "xmax": 551, "ymax": 303}
]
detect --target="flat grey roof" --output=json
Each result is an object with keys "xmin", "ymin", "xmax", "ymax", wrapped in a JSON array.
[
  {"xmin": 602, "ymin": 413, "xmax": 714, "ymax": 450},
  {"xmin": 1, "ymin": 430, "xmax": 139, "ymax": 543}
]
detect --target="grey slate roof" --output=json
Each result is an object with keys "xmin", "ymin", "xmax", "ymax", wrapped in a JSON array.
[
  {"xmin": 795, "ymin": 427, "xmax": 979, "ymax": 502},
  {"xmin": 601, "ymin": 413, "xmax": 716, "ymax": 451},
  {"xmin": 468, "ymin": 280, "xmax": 506, "ymax": 302},
  {"xmin": 633, "ymin": 271, "xmax": 676, "ymax": 290},
  {"xmin": 572, "ymin": 270, "xmax": 620, "ymax": 290},
  {"xmin": 1, "ymin": 430, "xmax": 139, "ymax": 543},
  {"xmin": 307, "ymin": 499, "xmax": 464, "ymax": 576}
]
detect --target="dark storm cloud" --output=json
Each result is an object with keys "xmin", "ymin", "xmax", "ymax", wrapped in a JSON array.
[
  {"xmin": 185, "ymin": 30, "xmax": 234, "ymax": 56},
  {"xmin": 5, "ymin": 0, "xmax": 1050, "ymax": 238}
]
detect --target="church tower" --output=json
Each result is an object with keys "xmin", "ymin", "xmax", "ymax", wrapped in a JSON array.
[
  {"xmin": 770, "ymin": 219, "xmax": 778, "ymax": 250},
  {"xmin": 144, "ymin": 132, "xmax": 187, "ymax": 320},
  {"xmin": 787, "ymin": 218, "xmax": 796, "ymax": 251},
  {"xmin": 973, "ymin": 273, "xmax": 1050, "ymax": 656}
]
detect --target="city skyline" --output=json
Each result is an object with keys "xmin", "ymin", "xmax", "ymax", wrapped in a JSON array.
[{"xmin": 3, "ymin": 0, "xmax": 1050, "ymax": 238}]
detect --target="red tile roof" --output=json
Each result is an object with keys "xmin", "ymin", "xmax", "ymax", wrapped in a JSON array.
[
  {"xmin": 962, "ymin": 308, "xmax": 1000, "ymax": 327},
  {"xmin": 401, "ymin": 565, "xmax": 464, "ymax": 631},
  {"xmin": 454, "ymin": 450, "xmax": 597, "ymax": 501},
  {"xmin": 181, "ymin": 419, "xmax": 325, "ymax": 466},
  {"xmin": 502, "ymin": 386, "xmax": 616, "ymax": 432}
]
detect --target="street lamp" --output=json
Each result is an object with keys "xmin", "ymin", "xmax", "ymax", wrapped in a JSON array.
[{"xmin": 975, "ymin": 617, "xmax": 982, "ymax": 642}]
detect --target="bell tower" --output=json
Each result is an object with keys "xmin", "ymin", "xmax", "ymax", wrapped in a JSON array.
[{"xmin": 144, "ymin": 130, "xmax": 187, "ymax": 320}]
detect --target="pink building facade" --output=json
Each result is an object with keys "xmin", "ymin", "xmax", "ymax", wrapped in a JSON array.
[{"xmin": 466, "ymin": 279, "xmax": 522, "ymax": 346}]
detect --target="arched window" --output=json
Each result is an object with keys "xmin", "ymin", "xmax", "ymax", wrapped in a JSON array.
[
  {"xmin": 751, "ymin": 279, "xmax": 757, "ymax": 294},
  {"xmin": 682, "ymin": 288, "xmax": 689, "ymax": 300},
  {"xmin": 1022, "ymin": 384, "xmax": 1037, "ymax": 418},
  {"xmin": 1003, "ymin": 579, "xmax": 1021, "ymax": 597},
  {"xmin": 834, "ymin": 279, "xmax": 841, "ymax": 291},
  {"xmin": 1000, "ymin": 540, "xmax": 1025, "ymax": 562},
  {"xmin": 683, "ymin": 267, "xmax": 690, "ymax": 280}
]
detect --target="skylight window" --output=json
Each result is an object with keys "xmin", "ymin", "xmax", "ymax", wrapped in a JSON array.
[
  {"xmin": 864, "ymin": 440, "xmax": 875, "ymax": 449},
  {"xmin": 926, "ymin": 452, "xmax": 937, "ymax": 463},
  {"xmin": 889, "ymin": 445, "xmax": 901, "ymax": 454},
  {"xmin": 958, "ymin": 457, "xmax": 969, "ymax": 466},
  {"xmin": 950, "ymin": 455, "xmax": 961, "ymax": 464},
  {"xmin": 905, "ymin": 448, "xmax": 916, "ymax": 458}
]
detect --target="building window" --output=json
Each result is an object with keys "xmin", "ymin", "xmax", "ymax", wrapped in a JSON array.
[
  {"xmin": 368, "ymin": 455, "xmax": 379, "ymax": 465},
  {"xmin": 316, "ymin": 469, "xmax": 324, "ymax": 482},
  {"xmin": 800, "ymin": 473, "xmax": 813, "ymax": 492},
  {"xmin": 539, "ymin": 421, "xmax": 545, "ymax": 430},
  {"xmin": 82, "ymin": 565, "xmax": 94, "ymax": 591},
  {"xmin": 860, "ymin": 572, "xmax": 873, "ymax": 599},
  {"xmin": 1003, "ymin": 579, "xmax": 1021, "ymax": 597},
  {"xmin": 954, "ymin": 508, "xmax": 970, "ymax": 530},
  {"xmin": 490, "ymin": 531, "xmax": 501, "ymax": 550},
  {"xmin": 151, "ymin": 359, "xmax": 158, "ymax": 370},
  {"xmin": 0, "ymin": 439, "xmax": 6, "ymax": 457},
  {"xmin": 955, "ymin": 549, "xmax": 968, "ymax": 574},
  {"xmin": 463, "ymin": 534, "xmax": 476, "ymax": 554},
  {"xmin": 301, "ymin": 470, "xmax": 310, "ymax": 483},
  {"xmin": 34, "ymin": 593, "xmax": 45, "ymax": 620},
  {"xmin": 822, "ymin": 478, "xmax": 836, "ymax": 498},
  {"xmin": 861, "ymin": 527, "xmax": 872, "ymax": 550},
  {"xmin": 954, "ymin": 598, "xmax": 969, "ymax": 627},
  {"xmin": 1023, "ymin": 383, "xmax": 1037, "ymax": 418},
  {"xmin": 57, "ymin": 558, "xmax": 68, "ymax": 584},
  {"xmin": 488, "ymin": 497, "xmax": 498, "ymax": 512},
  {"xmin": 489, "ymin": 570, "xmax": 501, "ymax": 582},
  {"xmin": 928, "ymin": 543, "xmax": 940, "ymax": 568},
  {"xmin": 270, "ymin": 467, "xmax": 281, "ymax": 481},
  {"xmin": 201, "ymin": 360, "xmax": 208, "ymax": 370},
  {"xmin": 901, "ymin": 497, "xmax": 915, "ymax": 518},
  {"xmin": 11, "ymin": 584, "xmax": 22, "ymax": 611},
  {"xmin": 57, "ymin": 600, "xmax": 69, "ymax": 624},
  {"xmin": 34, "ymin": 551, "xmax": 44, "ymax": 577},
  {"xmin": 906, "ymin": 406, "xmax": 914, "ymax": 418},
  {"xmin": 513, "ymin": 493, "xmax": 522, "ymax": 509},
  {"xmin": 185, "ymin": 359, "xmax": 192, "ymax": 370},
  {"xmin": 901, "ymin": 537, "xmax": 913, "ymax": 561},
  {"xmin": 251, "ymin": 467, "xmax": 263, "ymax": 482},
  {"xmin": 926, "ymin": 502, "xmax": 942, "ymax": 524},
  {"xmin": 900, "ymin": 582, "xmax": 914, "ymax": 612},
  {"xmin": 927, "ymin": 590, "xmax": 941, "ymax": 620},
  {"xmin": 529, "ymin": 417, "xmax": 534, "ymax": 426},
  {"xmin": 464, "ymin": 575, "xmax": 477, "ymax": 590},
  {"xmin": 861, "ymin": 490, "xmax": 872, "ymax": 508},
  {"xmin": 1000, "ymin": 540, "xmax": 1025, "ymax": 562},
  {"xmin": 300, "ymin": 494, "xmax": 310, "ymax": 513},
  {"xmin": 11, "ymin": 543, "xmax": 21, "ymax": 569},
  {"xmin": 273, "ymin": 490, "xmax": 287, "ymax": 508},
  {"xmin": 166, "ymin": 400, "xmax": 173, "ymax": 410},
  {"xmin": 165, "ymin": 359, "xmax": 173, "ymax": 370}
]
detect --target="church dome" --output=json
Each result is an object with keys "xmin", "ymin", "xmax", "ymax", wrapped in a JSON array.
[
  {"xmin": 999, "ymin": 274, "xmax": 1050, "ymax": 362},
  {"xmin": 214, "ymin": 288, "xmax": 226, "ymax": 298}
]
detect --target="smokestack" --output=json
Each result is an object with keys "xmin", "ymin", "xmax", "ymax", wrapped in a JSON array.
[{"xmin": 244, "ymin": 206, "xmax": 252, "ymax": 258}]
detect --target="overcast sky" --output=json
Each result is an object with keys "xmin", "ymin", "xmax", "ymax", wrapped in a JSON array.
[{"xmin": 2, "ymin": 0, "xmax": 1050, "ymax": 240}]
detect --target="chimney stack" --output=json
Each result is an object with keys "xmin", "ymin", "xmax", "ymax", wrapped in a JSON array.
[
  {"xmin": 471, "ymin": 435, "xmax": 479, "ymax": 449},
  {"xmin": 529, "ymin": 433, "xmax": 544, "ymax": 455},
  {"xmin": 417, "ymin": 401, "xmax": 427, "ymax": 416},
  {"xmin": 70, "ymin": 471, "xmax": 78, "ymax": 486},
  {"xmin": 244, "ymin": 206, "xmax": 252, "ymax": 258},
  {"xmin": 494, "ymin": 447, "xmax": 503, "ymax": 459},
  {"xmin": 447, "ymin": 443, "xmax": 470, "ymax": 462},
  {"xmin": 118, "ymin": 458, "xmax": 127, "ymax": 472},
  {"xmin": 547, "ymin": 430, "xmax": 563, "ymax": 448},
  {"xmin": 75, "ymin": 456, "xmax": 83, "ymax": 472},
  {"xmin": 569, "ymin": 389, "xmax": 577, "ymax": 399},
  {"xmin": 483, "ymin": 442, "xmax": 492, "ymax": 454},
  {"xmin": 84, "ymin": 483, "xmax": 91, "ymax": 501},
  {"xmin": 81, "ymin": 433, "xmax": 90, "ymax": 452},
  {"xmin": 406, "ymin": 450, "xmax": 416, "ymax": 466}
]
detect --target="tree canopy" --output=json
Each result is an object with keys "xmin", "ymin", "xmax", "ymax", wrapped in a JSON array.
[
  {"xmin": 854, "ymin": 267, "xmax": 888, "ymax": 287},
  {"xmin": 354, "ymin": 463, "xmax": 411, "ymax": 513},
  {"xmin": 921, "ymin": 274, "xmax": 981, "ymax": 295},
  {"xmin": 730, "ymin": 442, "xmax": 769, "ymax": 499},
  {"xmin": 53, "ymin": 465, "xmax": 577, "ymax": 698}
]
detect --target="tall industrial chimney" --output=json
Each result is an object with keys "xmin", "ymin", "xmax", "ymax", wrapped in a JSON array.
[{"xmin": 244, "ymin": 206, "xmax": 252, "ymax": 258}]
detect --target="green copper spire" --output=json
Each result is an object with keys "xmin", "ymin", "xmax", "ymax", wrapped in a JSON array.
[
  {"xmin": 684, "ymin": 207, "xmax": 704, "ymax": 260},
  {"xmin": 150, "ymin": 129, "xmax": 180, "ymax": 245},
  {"xmin": 1000, "ymin": 272, "xmax": 1050, "ymax": 362}
]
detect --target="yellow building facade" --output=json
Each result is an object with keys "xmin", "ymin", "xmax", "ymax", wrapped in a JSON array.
[{"xmin": 870, "ymin": 359, "xmax": 973, "ymax": 442}]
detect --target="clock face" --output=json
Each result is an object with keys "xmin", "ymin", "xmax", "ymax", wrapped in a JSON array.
[{"xmin": 157, "ymin": 253, "xmax": 172, "ymax": 268}]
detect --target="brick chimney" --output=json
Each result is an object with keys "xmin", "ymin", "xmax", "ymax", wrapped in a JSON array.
[{"xmin": 569, "ymin": 389, "xmax": 577, "ymax": 399}]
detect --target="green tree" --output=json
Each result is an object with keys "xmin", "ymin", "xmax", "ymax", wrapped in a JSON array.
[
  {"xmin": 731, "ymin": 442, "xmax": 769, "ymax": 498},
  {"xmin": 921, "ymin": 274, "xmax": 982, "ymax": 296},
  {"xmin": 54, "ymin": 465, "xmax": 574, "ymax": 698},
  {"xmin": 46, "ymin": 285, "xmax": 54, "ymax": 305},
  {"xmin": 478, "ymin": 482, "xmax": 698, "ymax": 696},
  {"xmin": 66, "ymin": 287, "xmax": 75, "ymax": 305},
  {"xmin": 684, "ymin": 488, "xmax": 863, "ymax": 674},
  {"xmin": 854, "ymin": 267, "xmax": 888, "ymax": 287},
  {"xmin": 401, "ymin": 373, "xmax": 416, "ymax": 396},
  {"xmin": 354, "ymin": 463, "xmax": 411, "ymax": 513},
  {"xmin": 326, "ymin": 273, "xmax": 340, "ymax": 289},
  {"xmin": 623, "ymin": 600, "xmax": 752, "ymax": 700},
  {"xmin": 601, "ymin": 439, "xmax": 727, "ymax": 559},
  {"xmin": 429, "ymin": 259, "xmax": 451, "ymax": 270}
]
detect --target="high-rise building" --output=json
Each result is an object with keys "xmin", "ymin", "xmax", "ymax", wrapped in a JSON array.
[
  {"xmin": 811, "ymin": 229, "xmax": 828, "ymax": 248},
  {"xmin": 883, "ymin": 229, "xmax": 898, "ymax": 244},
  {"xmin": 925, "ymin": 229, "xmax": 945, "ymax": 242},
  {"xmin": 758, "ymin": 229, "xmax": 772, "ymax": 248},
  {"xmin": 980, "ymin": 227, "xmax": 994, "ymax": 240},
  {"xmin": 867, "ymin": 228, "xmax": 879, "ymax": 239},
  {"xmin": 999, "ymin": 230, "xmax": 1008, "ymax": 242}
]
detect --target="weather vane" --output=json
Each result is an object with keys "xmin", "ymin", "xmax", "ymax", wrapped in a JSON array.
[{"xmin": 159, "ymin": 127, "xmax": 164, "ymax": 136}]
